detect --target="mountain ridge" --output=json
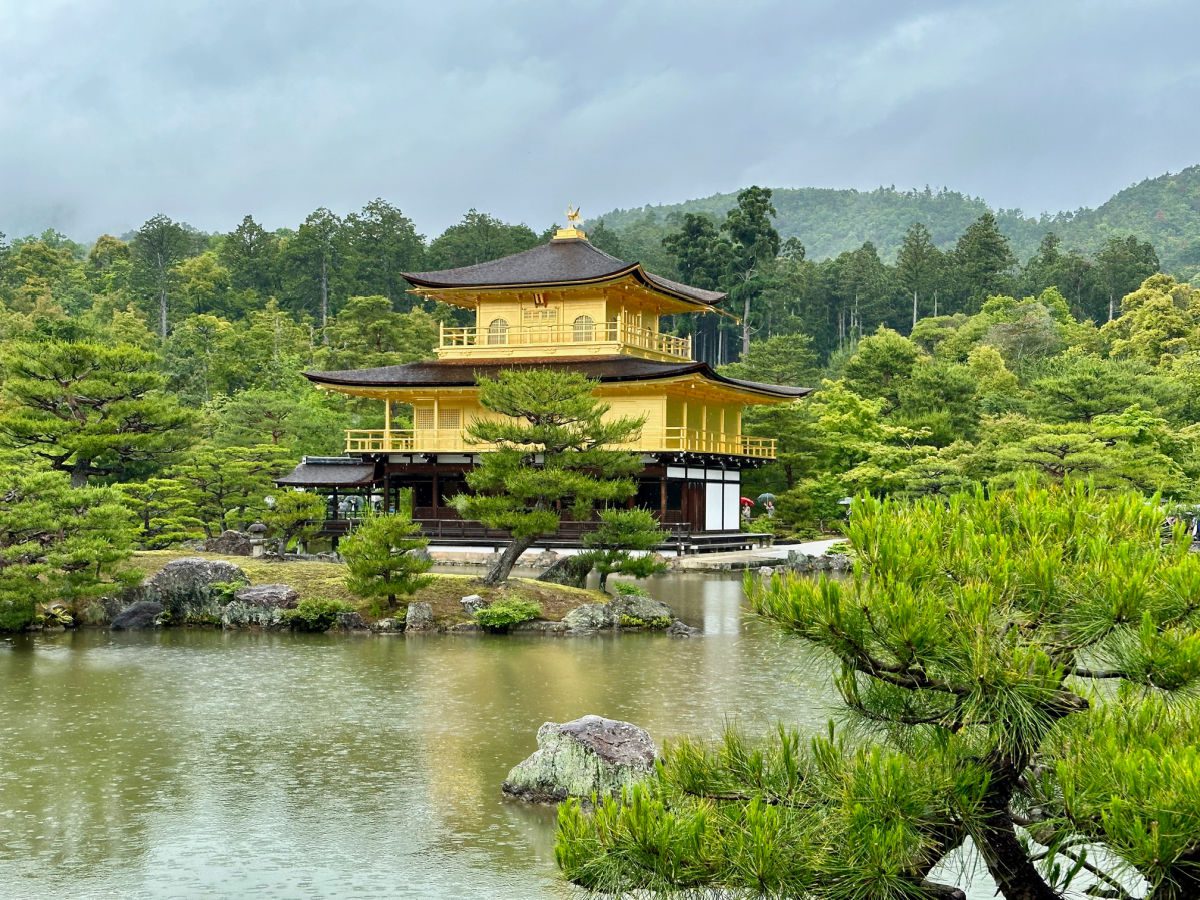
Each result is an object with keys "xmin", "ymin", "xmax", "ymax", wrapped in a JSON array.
[{"xmin": 592, "ymin": 166, "xmax": 1200, "ymax": 274}]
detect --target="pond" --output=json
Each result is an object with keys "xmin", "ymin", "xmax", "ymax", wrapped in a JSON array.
[{"xmin": 0, "ymin": 572, "xmax": 996, "ymax": 899}]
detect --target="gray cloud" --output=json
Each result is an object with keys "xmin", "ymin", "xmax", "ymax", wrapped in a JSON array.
[{"xmin": 2, "ymin": 0, "xmax": 1196, "ymax": 241}]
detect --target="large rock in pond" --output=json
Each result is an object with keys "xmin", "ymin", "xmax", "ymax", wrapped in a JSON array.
[
  {"xmin": 141, "ymin": 557, "xmax": 249, "ymax": 625},
  {"xmin": 503, "ymin": 715, "xmax": 658, "ymax": 803},
  {"xmin": 405, "ymin": 602, "xmax": 434, "ymax": 631},
  {"xmin": 609, "ymin": 593, "xmax": 675, "ymax": 628},
  {"xmin": 204, "ymin": 530, "xmax": 253, "ymax": 556},
  {"xmin": 221, "ymin": 583, "xmax": 299, "ymax": 628},
  {"xmin": 112, "ymin": 601, "xmax": 164, "ymax": 630},
  {"xmin": 563, "ymin": 603, "xmax": 615, "ymax": 634}
]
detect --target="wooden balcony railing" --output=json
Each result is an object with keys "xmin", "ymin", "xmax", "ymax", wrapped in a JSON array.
[
  {"xmin": 438, "ymin": 321, "xmax": 692, "ymax": 360},
  {"xmin": 344, "ymin": 427, "xmax": 776, "ymax": 459}
]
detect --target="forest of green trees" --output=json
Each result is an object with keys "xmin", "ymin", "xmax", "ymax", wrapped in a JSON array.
[{"xmin": 0, "ymin": 185, "xmax": 1197, "ymax": 628}]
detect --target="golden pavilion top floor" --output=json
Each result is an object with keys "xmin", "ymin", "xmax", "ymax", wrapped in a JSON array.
[{"xmin": 404, "ymin": 229, "xmax": 727, "ymax": 362}]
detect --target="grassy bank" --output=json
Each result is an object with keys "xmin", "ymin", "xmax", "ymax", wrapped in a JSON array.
[{"xmin": 129, "ymin": 550, "xmax": 604, "ymax": 624}]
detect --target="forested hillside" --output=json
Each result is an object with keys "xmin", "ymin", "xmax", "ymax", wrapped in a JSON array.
[
  {"xmin": 595, "ymin": 165, "xmax": 1200, "ymax": 276},
  {"xmin": 0, "ymin": 186, "xmax": 1198, "ymax": 632}
]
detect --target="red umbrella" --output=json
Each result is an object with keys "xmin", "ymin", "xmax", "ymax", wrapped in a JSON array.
[{"xmin": 740, "ymin": 496, "xmax": 755, "ymax": 506}]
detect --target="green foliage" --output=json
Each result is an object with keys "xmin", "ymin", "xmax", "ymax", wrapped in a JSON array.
[
  {"xmin": 611, "ymin": 581, "xmax": 651, "ymax": 598},
  {"xmin": 558, "ymin": 481, "xmax": 1200, "ymax": 898},
  {"xmin": 452, "ymin": 370, "xmax": 645, "ymax": 585},
  {"xmin": 0, "ymin": 339, "xmax": 193, "ymax": 485},
  {"xmin": 263, "ymin": 491, "xmax": 326, "ymax": 553},
  {"xmin": 167, "ymin": 443, "xmax": 293, "ymax": 536},
  {"xmin": 115, "ymin": 478, "xmax": 205, "ymax": 548},
  {"xmin": 473, "ymin": 598, "xmax": 542, "ymax": 632},
  {"xmin": 340, "ymin": 512, "xmax": 433, "ymax": 605},
  {"xmin": 0, "ymin": 467, "xmax": 135, "ymax": 631},
  {"xmin": 425, "ymin": 209, "xmax": 538, "ymax": 272},
  {"xmin": 281, "ymin": 597, "xmax": 355, "ymax": 632},
  {"xmin": 580, "ymin": 508, "xmax": 667, "ymax": 589}
]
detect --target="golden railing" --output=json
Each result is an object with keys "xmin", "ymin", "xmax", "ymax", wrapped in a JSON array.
[
  {"xmin": 344, "ymin": 427, "xmax": 776, "ymax": 459},
  {"xmin": 438, "ymin": 321, "xmax": 692, "ymax": 360}
]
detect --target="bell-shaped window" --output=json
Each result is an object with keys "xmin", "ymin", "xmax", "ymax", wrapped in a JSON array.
[
  {"xmin": 487, "ymin": 318, "xmax": 509, "ymax": 345},
  {"xmin": 573, "ymin": 315, "xmax": 595, "ymax": 342}
]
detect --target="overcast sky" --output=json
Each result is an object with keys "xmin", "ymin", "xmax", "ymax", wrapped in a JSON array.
[{"xmin": 3, "ymin": 0, "xmax": 1197, "ymax": 241}]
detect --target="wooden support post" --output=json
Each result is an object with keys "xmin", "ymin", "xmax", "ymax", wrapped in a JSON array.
[{"xmin": 384, "ymin": 396, "xmax": 391, "ymax": 450}]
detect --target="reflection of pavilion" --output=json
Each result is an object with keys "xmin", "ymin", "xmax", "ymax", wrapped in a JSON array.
[{"xmin": 278, "ymin": 219, "xmax": 810, "ymax": 551}]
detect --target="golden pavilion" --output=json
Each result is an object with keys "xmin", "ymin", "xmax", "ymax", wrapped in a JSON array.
[{"xmin": 279, "ymin": 216, "xmax": 810, "ymax": 546}]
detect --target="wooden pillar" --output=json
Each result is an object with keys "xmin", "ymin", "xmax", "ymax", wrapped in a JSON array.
[
  {"xmin": 383, "ymin": 395, "xmax": 391, "ymax": 450},
  {"xmin": 432, "ymin": 468, "xmax": 439, "ymax": 514},
  {"xmin": 701, "ymin": 403, "xmax": 708, "ymax": 453},
  {"xmin": 659, "ymin": 475, "xmax": 668, "ymax": 523}
]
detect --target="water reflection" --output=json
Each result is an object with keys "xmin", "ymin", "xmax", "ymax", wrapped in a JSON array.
[{"xmin": 0, "ymin": 574, "xmax": 855, "ymax": 899}]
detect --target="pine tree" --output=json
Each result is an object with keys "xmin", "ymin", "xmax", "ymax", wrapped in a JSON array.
[
  {"xmin": 579, "ymin": 508, "xmax": 667, "ymax": 590},
  {"xmin": 0, "ymin": 468, "xmax": 135, "ymax": 631},
  {"xmin": 557, "ymin": 480, "xmax": 1200, "ymax": 900},
  {"xmin": 0, "ymin": 340, "xmax": 193, "ymax": 486},
  {"xmin": 451, "ymin": 370, "xmax": 644, "ymax": 585},
  {"xmin": 341, "ymin": 511, "xmax": 433, "ymax": 607}
]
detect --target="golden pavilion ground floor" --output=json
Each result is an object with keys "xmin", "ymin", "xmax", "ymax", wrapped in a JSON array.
[{"xmin": 277, "ymin": 452, "xmax": 770, "ymax": 551}]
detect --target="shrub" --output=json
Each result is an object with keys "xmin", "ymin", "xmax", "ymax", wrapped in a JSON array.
[
  {"xmin": 282, "ymin": 597, "xmax": 354, "ymax": 632},
  {"xmin": 474, "ymin": 598, "xmax": 542, "ymax": 633},
  {"xmin": 611, "ymin": 581, "xmax": 650, "ymax": 598},
  {"xmin": 0, "ymin": 597, "xmax": 34, "ymax": 633}
]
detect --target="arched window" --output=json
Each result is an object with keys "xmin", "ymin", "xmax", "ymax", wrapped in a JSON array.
[
  {"xmin": 573, "ymin": 315, "xmax": 595, "ymax": 342},
  {"xmin": 487, "ymin": 318, "xmax": 509, "ymax": 345}
]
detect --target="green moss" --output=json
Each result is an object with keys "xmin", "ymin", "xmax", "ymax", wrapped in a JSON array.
[
  {"xmin": 617, "ymin": 614, "xmax": 672, "ymax": 629},
  {"xmin": 282, "ymin": 597, "xmax": 355, "ymax": 632},
  {"xmin": 475, "ymin": 599, "xmax": 542, "ymax": 633}
]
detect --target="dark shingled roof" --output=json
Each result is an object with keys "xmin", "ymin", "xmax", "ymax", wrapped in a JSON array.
[
  {"xmin": 402, "ymin": 237, "xmax": 726, "ymax": 307},
  {"xmin": 276, "ymin": 459, "xmax": 379, "ymax": 487},
  {"xmin": 305, "ymin": 356, "xmax": 811, "ymax": 400}
]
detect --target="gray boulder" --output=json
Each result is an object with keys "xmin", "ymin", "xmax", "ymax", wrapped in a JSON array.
[
  {"xmin": 563, "ymin": 602, "xmax": 615, "ymax": 633},
  {"xmin": 204, "ymin": 530, "xmax": 253, "ymax": 556},
  {"xmin": 460, "ymin": 594, "xmax": 487, "ymax": 614},
  {"xmin": 405, "ymin": 602, "xmax": 434, "ymax": 631},
  {"xmin": 372, "ymin": 617, "xmax": 404, "ymax": 633},
  {"xmin": 233, "ymin": 584, "xmax": 299, "ymax": 609},
  {"xmin": 538, "ymin": 555, "xmax": 593, "ymax": 588},
  {"xmin": 333, "ymin": 610, "xmax": 369, "ymax": 631},
  {"xmin": 502, "ymin": 715, "xmax": 659, "ymax": 803},
  {"xmin": 666, "ymin": 619, "xmax": 700, "ymax": 637},
  {"xmin": 141, "ymin": 558, "xmax": 249, "ymax": 624},
  {"xmin": 609, "ymin": 593, "xmax": 675, "ymax": 628},
  {"xmin": 221, "ymin": 584, "xmax": 298, "ymax": 628},
  {"xmin": 112, "ymin": 601, "xmax": 164, "ymax": 631},
  {"xmin": 531, "ymin": 549, "xmax": 560, "ymax": 568}
]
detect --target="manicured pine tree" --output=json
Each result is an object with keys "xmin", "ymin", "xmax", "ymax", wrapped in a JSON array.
[
  {"xmin": 0, "ymin": 339, "xmax": 193, "ymax": 486},
  {"xmin": 452, "ymin": 370, "xmax": 645, "ymax": 586},
  {"xmin": 0, "ymin": 468, "xmax": 135, "ymax": 631},
  {"xmin": 579, "ymin": 508, "xmax": 667, "ymax": 590},
  {"xmin": 341, "ymin": 511, "xmax": 433, "ymax": 608}
]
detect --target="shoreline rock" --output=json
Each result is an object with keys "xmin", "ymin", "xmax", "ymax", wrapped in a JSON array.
[{"xmin": 502, "ymin": 715, "xmax": 658, "ymax": 804}]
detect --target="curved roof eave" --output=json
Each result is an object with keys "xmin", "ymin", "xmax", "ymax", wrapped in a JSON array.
[{"xmin": 303, "ymin": 357, "xmax": 809, "ymax": 401}]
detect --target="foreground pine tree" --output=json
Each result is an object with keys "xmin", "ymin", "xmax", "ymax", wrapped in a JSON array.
[{"xmin": 556, "ymin": 480, "xmax": 1200, "ymax": 899}]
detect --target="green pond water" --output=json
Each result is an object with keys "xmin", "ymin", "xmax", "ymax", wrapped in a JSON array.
[{"xmin": 0, "ymin": 572, "xmax": 997, "ymax": 899}]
